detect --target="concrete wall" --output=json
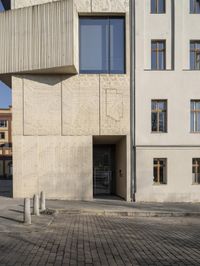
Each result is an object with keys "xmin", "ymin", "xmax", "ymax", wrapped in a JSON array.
[
  {"xmin": 12, "ymin": 74, "xmax": 130, "ymax": 199},
  {"xmin": 0, "ymin": 0, "xmax": 78, "ymax": 75},
  {"xmin": 11, "ymin": 0, "xmax": 131, "ymax": 200},
  {"xmin": 135, "ymin": 0, "xmax": 200, "ymax": 202}
]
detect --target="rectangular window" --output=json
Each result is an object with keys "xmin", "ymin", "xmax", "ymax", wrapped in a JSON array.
[
  {"xmin": 151, "ymin": 100, "xmax": 167, "ymax": 132},
  {"xmin": 151, "ymin": 40, "xmax": 166, "ymax": 70},
  {"xmin": 153, "ymin": 158, "xmax": 167, "ymax": 184},
  {"xmin": 151, "ymin": 0, "xmax": 165, "ymax": 14},
  {"xmin": 191, "ymin": 100, "xmax": 200, "ymax": 132},
  {"xmin": 190, "ymin": 0, "xmax": 200, "ymax": 13},
  {"xmin": 190, "ymin": 41, "xmax": 200, "ymax": 69},
  {"xmin": 0, "ymin": 120, "xmax": 7, "ymax": 128},
  {"xmin": 192, "ymin": 158, "xmax": 200, "ymax": 184},
  {"xmin": 79, "ymin": 17, "xmax": 125, "ymax": 74},
  {"xmin": 0, "ymin": 132, "xmax": 5, "ymax": 139}
]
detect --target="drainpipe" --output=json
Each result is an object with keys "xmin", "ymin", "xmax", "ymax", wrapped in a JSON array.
[{"xmin": 130, "ymin": 0, "xmax": 136, "ymax": 201}]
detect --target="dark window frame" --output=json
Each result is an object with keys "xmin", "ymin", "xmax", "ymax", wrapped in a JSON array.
[
  {"xmin": 79, "ymin": 16, "xmax": 126, "ymax": 74},
  {"xmin": 151, "ymin": 40, "xmax": 166, "ymax": 70},
  {"xmin": 151, "ymin": 0, "xmax": 166, "ymax": 14},
  {"xmin": 191, "ymin": 100, "xmax": 200, "ymax": 132},
  {"xmin": 190, "ymin": 40, "xmax": 200, "ymax": 70},
  {"xmin": 151, "ymin": 100, "xmax": 167, "ymax": 133},
  {"xmin": 190, "ymin": 0, "xmax": 200, "ymax": 14}
]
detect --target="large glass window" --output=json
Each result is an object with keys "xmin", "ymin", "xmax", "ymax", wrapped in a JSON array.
[
  {"xmin": 190, "ymin": 41, "xmax": 200, "ymax": 70},
  {"xmin": 153, "ymin": 158, "xmax": 167, "ymax": 184},
  {"xmin": 151, "ymin": 40, "xmax": 166, "ymax": 70},
  {"xmin": 151, "ymin": 0, "xmax": 165, "ymax": 14},
  {"xmin": 79, "ymin": 17, "xmax": 125, "ymax": 74},
  {"xmin": 191, "ymin": 100, "xmax": 200, "ymax": 132},
  {"xmin": 190, "ymin": 0, "xmax": 200, "ymax": 13},
  {"xmin": 151, "ymin": 100, "xmax": 167, "ymax": 132}
]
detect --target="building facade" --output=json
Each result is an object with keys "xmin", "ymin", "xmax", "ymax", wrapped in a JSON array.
[
  {"xmin": 0, "ymin": 0, "xmax": 200, "ymax": 202},
  {"xmin": 135, "ymin": 0, "xmax": 200, "ymax": 202},
  {"xmin": 0, "ymin": 107, "xmax": 12, "ymax": 195},
  {"xmin": 1, "ymin": 0, "xmax": 131, "ymax": 200}
]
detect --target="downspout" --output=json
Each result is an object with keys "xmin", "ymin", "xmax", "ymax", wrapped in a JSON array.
[{"xmin": 130, "ymin": 0, "xmax": 136, "ymax": 201}]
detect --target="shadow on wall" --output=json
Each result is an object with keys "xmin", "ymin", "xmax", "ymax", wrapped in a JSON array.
[{"xmin": 23, "ymin": 74, "xmax": 76, "ymax": 86}]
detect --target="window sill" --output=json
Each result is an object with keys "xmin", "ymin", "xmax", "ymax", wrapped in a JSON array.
[
  {"xmin": 190, "ymin": 132, "xmax": 200, "ymax": 134},
  {"xmin": 151, "ymin": 132, "xmax": 168, "ymax": 134},
  {"xmin": 183, "ymin": 69, "xmax": 200, "ymax": 71},
  {"xmin": 153, "ymin": 183, "xmax": 167, "ymax": 186},
  {"xmin": 192, "ymin": 183, "xmax": 200, "ymax": 185},
  {"xmin": 144, "ymin": 69, "xmax": 173, "ymax": 72}
]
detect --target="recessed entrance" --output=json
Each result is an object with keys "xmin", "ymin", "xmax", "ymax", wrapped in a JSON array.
[
  {"xmin": 93, "ymin": 136, "xmax": 127, "ymax": 200},
  {"xmin": 93, "ymin": 145, "xmax": 115, "ymax": 196}
]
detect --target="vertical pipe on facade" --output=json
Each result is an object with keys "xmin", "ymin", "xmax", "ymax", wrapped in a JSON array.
[{"xmin": 130, "ymin": 0, "xmax": 136, "ymax": 201}]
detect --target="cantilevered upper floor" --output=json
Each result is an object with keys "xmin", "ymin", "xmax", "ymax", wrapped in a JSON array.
[{"xmin": 0, "ymin": 0, "xmax": 78, "ymax": 75}]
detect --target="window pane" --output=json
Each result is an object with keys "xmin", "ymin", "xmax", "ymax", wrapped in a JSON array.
[
  {"xmin": 191, "ymin": 112, "xmax": 195, "ymax": 131},
  {"xmin": 158, "ymin": 101, "xmax": 165, "ymax": 110},
  {"xmin": 109, "ymin": 18, "xmax": 125, "ymax": 74},
  {"xmin": 197, "ymin": 112, "xmax": 200, "ymax": 131},
  {"xmin": 80, "ymin": 18, "xmax": 109, "ymax": 73},
  {"xmin": 152, "ymin": 112, "xmax": 158, "ymax": 131},
  {"xmin": 159, "ymin": 50, "xmax": 165, "ymax": 69},
  {"xmin": 152, "ymin": 101, "xmax": 157, "ymax": 110},
  {"xmin": 190, "ymin": 51, "xmax": 195, "ymax": 69},
  {"xmin": 158, "ymin": 0, "xmax": 165, "ymax": 13},
  {"xmin": 151, "ymin": 51, "xmax": 157, "ymax": 69},
  {"xmin": 159, "ymin": 112, "xmax": 166, "ymax": 132},
  {"xmin": 151, "ymin": 0, "xmax": 157, "ymax": 13}
]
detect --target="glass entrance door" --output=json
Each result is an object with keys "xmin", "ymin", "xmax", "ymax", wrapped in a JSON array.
[{"xmin": 93, "ymin": 145, "xmax": 115, "ymax": 196}]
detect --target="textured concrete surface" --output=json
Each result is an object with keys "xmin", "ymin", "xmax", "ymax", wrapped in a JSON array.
[
  {"xmin": 0, "ymin": 0, "xmax": 77, "ymax": 75},
  {"xmin": 13, "ymin": 136, "xmax": 93, "ymax": 199},
  {"xmin": 0, "ymin": 212, "xmax": 200, "ymax": 265}
]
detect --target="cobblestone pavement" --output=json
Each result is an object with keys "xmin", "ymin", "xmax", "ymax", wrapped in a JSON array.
[{"xmin": 0, "ymin": 214, "xmax": 200, "ymax": 265}]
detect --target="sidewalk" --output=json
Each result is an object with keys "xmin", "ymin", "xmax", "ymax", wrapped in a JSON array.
[
  {"xmin": 0, "ymin": 196, "xmax": 200, "ymax": 233},
  {"xmin": 0, "ymin": 197, "xmax": 53, "ymax": 233},
  {"xmin": 47, "ymin": 197, "xmax": 200, "ymax": 217}
]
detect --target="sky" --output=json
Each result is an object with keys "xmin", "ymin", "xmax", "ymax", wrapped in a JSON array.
[{"xmin": 0, "ymin": 2, "xmax": 12, "ymax": 108}]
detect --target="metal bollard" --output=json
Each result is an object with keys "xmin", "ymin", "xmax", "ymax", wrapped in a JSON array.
[
  {"xmin": 40, "ymin": 191, "xmax": 46, "ymax": 211},
  {"xmin": 24, "ymin": 198, "xmax": 31, "ymax": 224},
  {"xmin": 33, "ymin": 194, "xmax": 40, "ymax": 216}
]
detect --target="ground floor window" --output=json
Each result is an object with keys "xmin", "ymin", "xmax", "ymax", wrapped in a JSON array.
[
  {"xmin": 192, "ymin": 158, "xmax": 200, "ymax": 184},
  {"xmin": 153, "ymin": 158, "xmax": 167, "ymax": 184},
  {"xmin": 0, "ymin": 157, "xmax": 12, "ymax": 180}
]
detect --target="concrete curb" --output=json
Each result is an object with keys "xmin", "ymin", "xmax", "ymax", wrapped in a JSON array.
[{"xmin": 49, "ymin": 208, "xmax": 200, "ymax": 217}]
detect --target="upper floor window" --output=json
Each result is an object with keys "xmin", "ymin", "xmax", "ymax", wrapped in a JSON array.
[
  {"xmin": 151, "ymin": 0, "xmax": 165, "ymax": 14},
  {"xmin": 190, "ymin": 0, "xmax": 200, "ymax": 13},
  {"xmin": 79, "ymin": 17, "xmax": 125, "ymax": 74},
  {"xmin": 0, "ymin": 0, "xmax": 10, "ymax": 11},
  {"xmin": 193, "ymin": 158, "xmax": 200, "ymax": 184},
  {"xmin": 0, "ymin": 120, "xmax": 7, "ymax": 128},
  {"xmin": 0, "ymin": 1, "xmax": 4, "ymax": 12},
  {"xmin": 153, "ymin": 158, "xmax": 167, "ymax": 184},
  {"xmin": 191, "ymin": 100, "xmax": 200, "ymax": 132},
  {"xmin": 190, "ymin": 41, "xmax": 200, "ymax": 70},
  {"xmin": 0, "ymin": 132, "xmax": 5, "ymax": 140},
  {"xmin": 151, "ymin": 100, "xmax": 167, "ymax": 132},
  {"xmin": 151, "ymin": 40, "xmax": 166, "ymax": 70}
]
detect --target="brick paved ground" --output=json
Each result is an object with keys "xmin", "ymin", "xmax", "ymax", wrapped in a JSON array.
[{"xmin": 0, "ymin": 214, "xmax": 200, "ymax": 265}]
